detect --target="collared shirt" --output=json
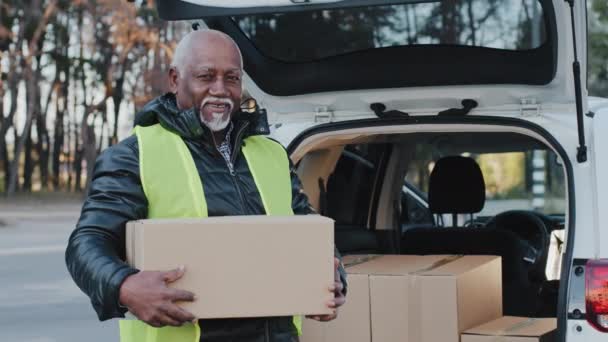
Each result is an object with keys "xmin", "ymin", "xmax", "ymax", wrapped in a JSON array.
[{"xmin": 216, "ymin": 122, "xmax": 235, "ymax": 174}]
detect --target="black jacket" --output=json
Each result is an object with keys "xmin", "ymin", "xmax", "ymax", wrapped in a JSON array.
[{"xmin": 65, "ymin": 93, "xmax": 346, "ymax": 342}]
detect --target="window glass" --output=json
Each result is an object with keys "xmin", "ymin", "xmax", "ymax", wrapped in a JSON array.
[
  {"xmin": 405, "ymin": 150, "xmax": 566, "ymax": 216},
  {"xmin": 234, "ymin": 0, "xmax": 547, "ymax": 62},
  {"xmin": 326, "ymin": 144, "xmax": 389, "ymax": 226}
]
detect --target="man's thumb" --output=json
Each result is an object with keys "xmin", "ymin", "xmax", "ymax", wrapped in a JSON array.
[{"xmin": 163, "ymin": 265, "xmax": 186, "ymax": 283}]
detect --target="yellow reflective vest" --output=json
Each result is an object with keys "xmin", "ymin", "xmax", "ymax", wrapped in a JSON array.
[{"xmin": 119, "ymin": 124, "xmax": 301, "ymax": 342}]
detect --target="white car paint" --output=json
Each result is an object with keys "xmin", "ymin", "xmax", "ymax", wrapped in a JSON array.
[
  {"xmin": 234, "ymin": 0, "xmax": 589, "ymax": 124},
  {"xmin": 267, "ymin": 98, "xmax": 608, "ymax": 339},
  {"xmin": 188, "ymin": 0, "xmax": 605, "ymax": 338}
]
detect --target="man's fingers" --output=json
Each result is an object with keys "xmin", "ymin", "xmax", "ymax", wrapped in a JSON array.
[
  {"xmin": 334, "ymin": 295, "xmax": 346, "ymax": 307},
  {"xmin": 164, "ymin": 288, "xmax": 196, "ymax": 302},
  {"xmin": 334, "ymin": 258, "xmax": 340, "ymax": 271},
  {"xmin": 314, "ymin": 313, "xmax": 338, "ymax": 322},
  {"xmin": 161, "ymin": 303, "xmax": 196, "ymax": 323},
  {"xmin": 162, "ymin": 266, "xmax": 186, "ymax": 283},
  {"xmin": 147, "ymin": 319, "xmax": 164, "ymax": 328},
  {"xmin": 329, "ymin": 281, "xmax": 344, "ymax": 293},
  {"xmin": 156, "ymin": 313, "xmax": 184, "ymax": 327},
  {"xmin": 322, "ymin": 314, "xmax": 337, "ymax": 322},
  {"xmin": 145, "ymin": 313, "xmax": 179, "ymax": 328}
]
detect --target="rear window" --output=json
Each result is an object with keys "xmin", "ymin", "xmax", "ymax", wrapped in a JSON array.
[
  {"xmin": 405, "ymin": 150, "xmax": 566, "ymax": 217},
  {"xmin": 234, "ymin": 0, "xmax": 547, "ymax": 62}
]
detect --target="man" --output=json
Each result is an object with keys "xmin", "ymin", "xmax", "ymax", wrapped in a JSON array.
[{"xmin": 65, "ymin": 29, "xmax": 346, "ymax": 342}]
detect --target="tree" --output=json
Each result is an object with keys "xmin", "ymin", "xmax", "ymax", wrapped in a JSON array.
[
  {"xmin": 589, "ymin": 0, "xmax": 608, "ymax": 97},
  {"xmin": 0, "ymin": 0, "xmax": 188, "ymax": 195},
  {"xmin": 6, "ymin": 0, "xmax": 59, "ymax": 194}
]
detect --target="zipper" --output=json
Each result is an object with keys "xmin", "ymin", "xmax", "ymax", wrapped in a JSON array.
[
  {"xmin": 230, "ymin": 167, "xmax": 247, "ymax": 214},
  {"xmin": 212, "ymin": 121, "xmax": 250, "ymax": 213},
  {"xmin": 265, "ymin": 319, "xmax": 270, "ymax": 342},
  {"xmin": 230, "ymin": 121, "xmax": 250, "ymax": 165}
]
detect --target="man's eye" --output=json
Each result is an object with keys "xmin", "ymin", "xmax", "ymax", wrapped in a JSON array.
[
  {"xmin": 228, "ymin": 76, "xmax": 240, "ymax": 82},
  {"xmin": 198, "ymin": 74, "xmax": 212, "ymax": 80}
]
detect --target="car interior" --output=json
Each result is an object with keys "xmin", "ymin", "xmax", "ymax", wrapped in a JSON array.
[{"xmin": 293, "ymin": 128, "xmax": 566, "ymax": 319}]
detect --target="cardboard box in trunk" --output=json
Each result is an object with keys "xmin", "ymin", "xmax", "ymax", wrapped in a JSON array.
[
  {"xmin": 301, "ymin": 254, "xmax": 502, "ymax": 342},
  {"xmin": 126, "ymin": 215, "xmax": 334, "ymax": 319},
  {"xmin": 462, "ymin": 316, "xmax": 557, "ymax": 342}
]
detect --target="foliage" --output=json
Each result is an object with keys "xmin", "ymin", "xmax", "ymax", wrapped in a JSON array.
[
  {"xmin": 477, "ymin": 153, "xmax": 527, "ymax": 200},
  {"xmin": 589, "ymin": 0, "xmax": 608, "ymax": 97},
  {"xmin": 0, "ymin": 0, "xmax": 606, "ymax": 196},
  {"xmin": 0, "ymin": 0, "xmax": 188, "ymax": 194}
]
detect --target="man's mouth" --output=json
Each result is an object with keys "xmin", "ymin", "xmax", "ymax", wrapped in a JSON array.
[
  {"xmin": 201, "ymin": 97, "xmax": 234, "ymax": 115},
  {"xmin": 207, "ymin": 103, "xmax": 230, "ymax": 111}
]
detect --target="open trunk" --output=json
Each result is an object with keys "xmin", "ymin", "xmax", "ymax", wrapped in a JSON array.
[{"xmin": 288, "ymin": 118, "xmax": 571, "ymax": 322}]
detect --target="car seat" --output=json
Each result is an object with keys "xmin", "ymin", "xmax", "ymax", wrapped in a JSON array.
[{"xmin": 401, "ymin": 156, "xmax": 541, "ymax": 316}]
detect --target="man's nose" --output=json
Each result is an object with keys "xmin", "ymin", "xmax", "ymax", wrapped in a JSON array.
[{"xmin": 209, "ymin": 77, "xmax": 229, "ymax": 96}]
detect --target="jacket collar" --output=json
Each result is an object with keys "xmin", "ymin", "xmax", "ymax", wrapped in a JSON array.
[{"xmin": 134, "ymin": 93, "xmax": 262, "ymax": 150}]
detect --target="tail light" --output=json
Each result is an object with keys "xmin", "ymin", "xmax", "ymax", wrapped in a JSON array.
[{"xmin": 586, "ymin": 259, "xmax": 608, "ymax": 332}]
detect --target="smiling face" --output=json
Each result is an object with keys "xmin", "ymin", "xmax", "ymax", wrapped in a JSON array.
[{"xmin": 169, "ymin": 30, "xmax": 243, "ymax": 132}]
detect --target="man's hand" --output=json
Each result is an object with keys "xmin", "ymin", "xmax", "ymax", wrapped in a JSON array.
[
  {"xmin": 307, "ymin": 258, "xmax": 346, "ymax": 322},
  {"xmin": 119, "ymin": 266, "xmax": 197, "ymax": 327}
]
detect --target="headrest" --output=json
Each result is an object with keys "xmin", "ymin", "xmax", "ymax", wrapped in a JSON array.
[{"xmin": 428, "ymin": 156, "xmax": 485, "ymax": 214}]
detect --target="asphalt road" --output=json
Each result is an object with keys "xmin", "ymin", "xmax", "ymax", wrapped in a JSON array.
[
  {"xmin": 0, "ymin": 197, "xmax": 564, "ymax": 342},
  {"xmin": 0, "ymin": 204, "xmax": 118, "ymax": 342}
]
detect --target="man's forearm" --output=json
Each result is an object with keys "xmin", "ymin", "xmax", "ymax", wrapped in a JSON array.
[{"xmin": 66, "ymin": 227, "xmax": 139, "ymax": 320}]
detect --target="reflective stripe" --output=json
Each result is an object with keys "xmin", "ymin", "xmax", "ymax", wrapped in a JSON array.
[
  {"xmin": 134, "ymin": 125, "xmax": 206, "ymax": 218},
  {"xmin": 292, "ymin": 315, "xmax": 303, "ymax": 336},
  {"xmin": 242, "ymin": 135, "xmax": 293, "ymax": 216},
  {"xmin": 120, "ymin": 124, "xmax": 299, "ymax": 342},
  {"xmin": 119, "ymin": 320, "xmax": 200, "ymax": 342}
]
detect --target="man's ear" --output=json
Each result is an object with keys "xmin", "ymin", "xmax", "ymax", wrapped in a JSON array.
[{"xmin": 168, "ymin": 67, "xmax": 179, "ymax": 94}]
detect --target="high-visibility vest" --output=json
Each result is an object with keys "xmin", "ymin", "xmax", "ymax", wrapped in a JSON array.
[{"xmin": 119, "ymin": 124, "xmax": 300, "ymax": 342}]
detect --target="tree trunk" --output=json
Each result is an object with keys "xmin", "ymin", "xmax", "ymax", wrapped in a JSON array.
[
  {"xmin": 1, "ymin": 137, "xmax": 7, "ymax": 192},
  {"xmin": 35, "ymin": 58, "xmax": 51, "ymax": 190},
  {"xmin": 440, "ymin": 1, "xmax": 459, "ymax": 44},
  {"xmin": 37, "ymin": 98, "xmax": 52, "ymax": 190},
  {"xmin": 98, "ymin": 112, "xmax": 106, "ymax": 154},
  {"xmin": 51, "ymin": 13, "xmax": 71, "ymax": 191},
  {"xmin": 74, "ymin": 6, "xmax": 85, "ymax": 192},
  {"xmin": 7, "ymin": 72, "xmax": 35, "ymax": 194},
  {"xmin": 21, "ymin": 65, "xmax": 38, "ymax": 193},
  {"xmin": 6, "ymin": 0, "xmax": 58, "ymax": 195},
  {"xmin": 112, "ymin": 75, "xmax": 124, "ymax": 145},
  {"xmin": 67, "ymin": 109, "xmax": 73, "ymax": 191},
  {"xmin": 74, "ymin": 145, "xmax": 82, "ymax": 191},
  {"xmin": 23, "ymin": 128, "xmax": 34, "ymax": 192},
  {"xmin": 82, "ymin": 114, "xmax": 97, "ymax": 193},
  {"xmin": 52, "ymin": 80, "xmax": 67, "ymax": 190},
  {"xmin": 0, "ymin": 71, "xmax": 4, "ymax": 192},
  {"xmin": 0, "ymin": 50, "xmax": 21, "ymax": 194}
]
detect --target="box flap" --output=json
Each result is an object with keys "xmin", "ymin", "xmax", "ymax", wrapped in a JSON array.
[
  {"xmin": 463, "ymin": 317, "xmax": 557, "ymax": 337},
  {"xmin": 135, "ymin": 215, "xmax": 333, "ymax": 226},
  {"xmin": 419, "ymin": 255, "xmax": 501, "ymax": 277},
  {"xmin": 347, "ymin": 255, "xmax": 454, "ymax": 276},
  {"xmin": 342, "ymin": 254, "xmax": 381, "ymax": 268}
]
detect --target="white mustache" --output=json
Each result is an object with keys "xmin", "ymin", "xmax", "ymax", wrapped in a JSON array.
[{"xmin": 200, "ymin": 97, "xmax": 234, "ymax": 113}]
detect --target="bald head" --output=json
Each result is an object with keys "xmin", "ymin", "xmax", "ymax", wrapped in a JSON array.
[
  {"xmin": 171, "ymin": 29, "xmax": 243, "ymax": 74},
  {"xmin": 168, "ymin": 29, "xmax": 244, "ymax": 133}
]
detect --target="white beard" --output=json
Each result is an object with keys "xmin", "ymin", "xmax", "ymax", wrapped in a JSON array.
[
  {"xmin": 200, "ymin": 97, "xmax": 234, "ymax": 132},
  {"xmin": 201, "ymin": 112, "xmax": 231, "ymax": 132}
]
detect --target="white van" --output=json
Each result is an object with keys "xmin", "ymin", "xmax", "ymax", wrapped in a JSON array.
[{"xmin": 157, "ymin": 0, "xmax": 607, "ymax": 341}]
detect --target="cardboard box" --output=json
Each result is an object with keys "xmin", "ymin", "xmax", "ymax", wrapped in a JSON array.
[
  {"xmin": 462, "ymin": 316, "xmax": 557, "ymax": 342},
  {"xmin": 126, "ymin": 215, "xmax": 334, "ymax": 319},
  {"xmin": 302, "ymin": 254, "xmax": 502, "ymax": 342}
]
